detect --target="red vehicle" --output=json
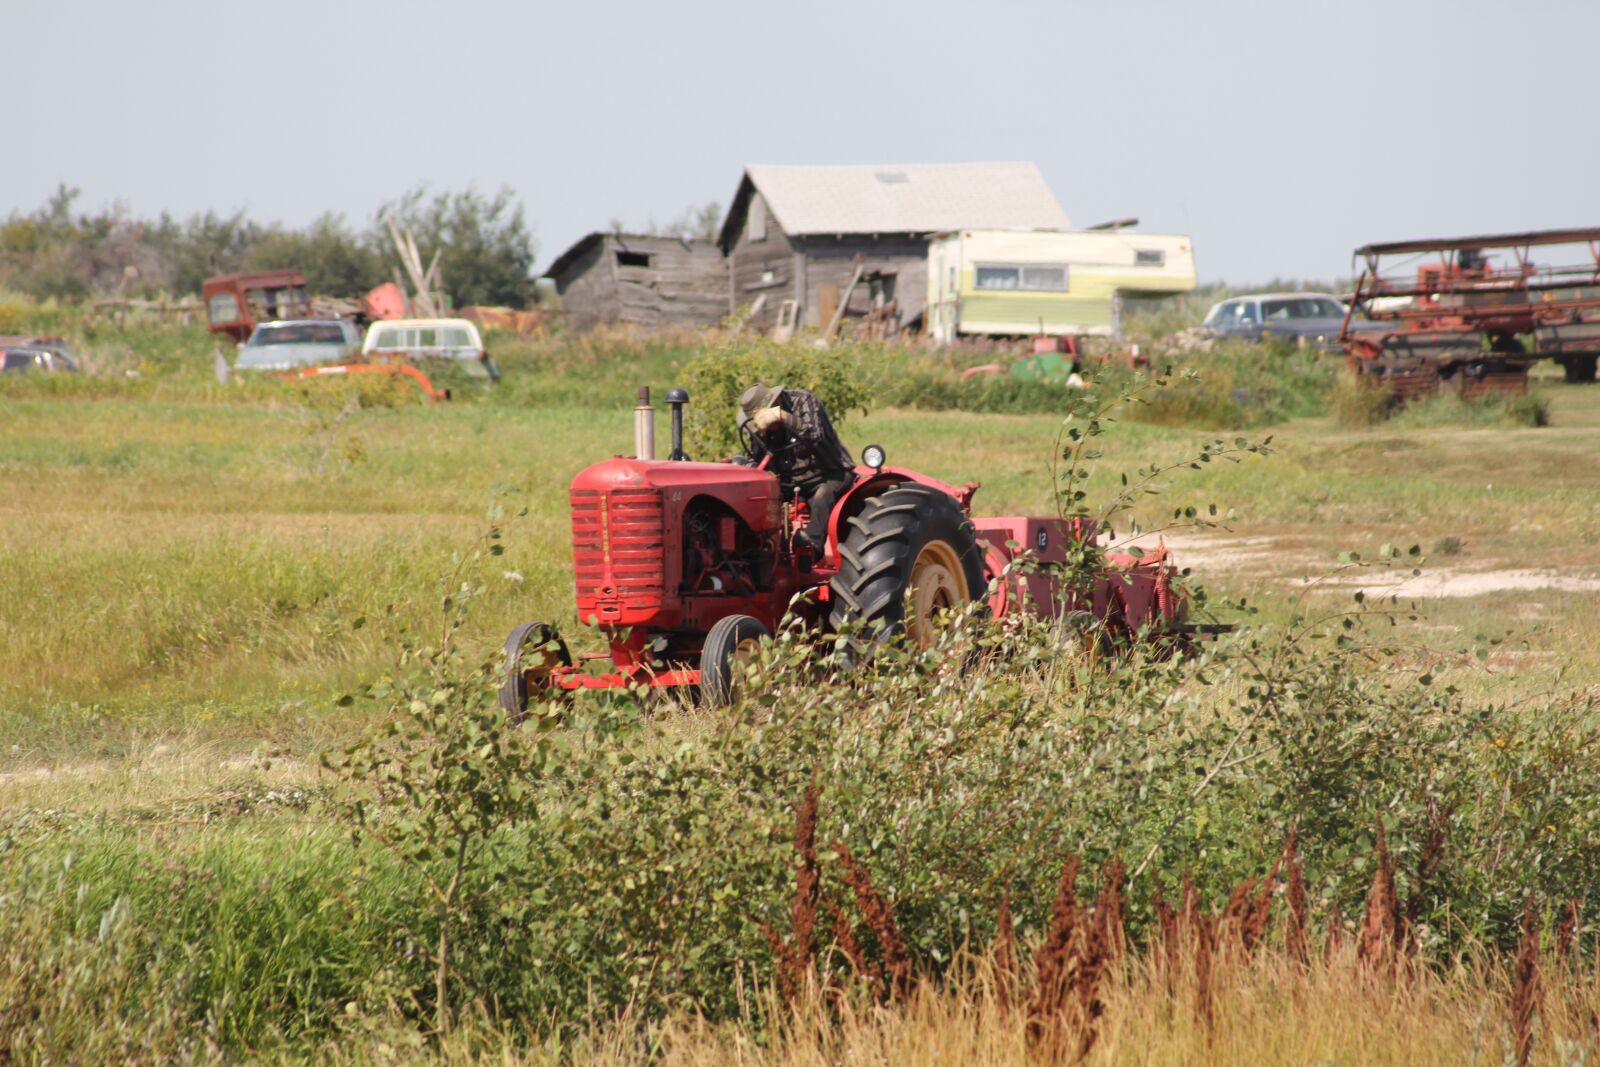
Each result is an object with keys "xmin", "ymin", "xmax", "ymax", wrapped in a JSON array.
[
  {"xmin": 202, "ymin": 270, "xmax": 312, "ymax": 343},
  {"xmin": 499, "ymin": 388, "xmax": 1190, "ymax": 711},
  {"xmin": 1341, "ymin": 227, "xmax": 1600, "ymax": 395}
]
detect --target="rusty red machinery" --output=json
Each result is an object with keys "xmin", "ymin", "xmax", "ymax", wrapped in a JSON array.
[
  {"xmin": 202, "ymin": 270, "xmax": 312, "ymax": 342},
  {"xmin": 283, "ymin": 361, "xmax": 450, "ymax": 402},
  {"xmin": 499, "ymin": 388, "xmax": 1195, "ymax": 712},
  {"xmin": 1340, "ymin": 227, "xmax": 1600, "ymax": 397}
]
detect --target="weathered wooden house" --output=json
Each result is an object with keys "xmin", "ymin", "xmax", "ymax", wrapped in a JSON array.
[
  {"xmin": 542, "ymin": 232, "xmax": 727, "ymax": 331},
  {"xmin": 717, "ymin": 163, "xmax": 1071, "ymax": 333}
]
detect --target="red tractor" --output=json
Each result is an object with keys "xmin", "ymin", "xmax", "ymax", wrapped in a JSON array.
[{"xmin": 499, "ymin": 388, "xmax": 1189, "ymax": 711}]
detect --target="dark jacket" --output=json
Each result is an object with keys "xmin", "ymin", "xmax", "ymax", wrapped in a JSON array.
[{"xmin": 744, "ymin": 387, "xmax": 855, "ymax": 488}]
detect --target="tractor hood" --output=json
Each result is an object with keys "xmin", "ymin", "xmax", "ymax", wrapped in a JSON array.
[
  {"xmin": 572, "ymin": 456, "xmax": 778, "ymax": 498},
  {"xmin": 570, "ymin": 458, "xmax": 784, "ymax": 629}
]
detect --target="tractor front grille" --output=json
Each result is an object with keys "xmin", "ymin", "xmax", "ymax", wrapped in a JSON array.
[{"xmin": 571, "ymin": 486, "xmax": 665, "ymax": 622}]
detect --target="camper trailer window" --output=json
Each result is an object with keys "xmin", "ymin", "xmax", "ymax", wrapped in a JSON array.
[
  {"xmin": 1135, "ymin": 249, "xmax": 1166, "ymax": 267},
  {"xmin": 1020, "ymin": 266, "xmax": 1068, "ymax": 291},
  {"xmin": 975, "ymin": 266, "xmax": 1019, "ymax": 290},
  {"xmin": 977, "ymin": 264, "xmax": 1069, "ymax": 292}
]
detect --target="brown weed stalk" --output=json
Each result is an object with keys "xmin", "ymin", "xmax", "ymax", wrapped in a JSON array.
[
  {"xmin": 1285, "ymin": 826, "xmax": 1308, "ymax": 966},
  {"xmin": 1193, "ymin": 904, "xmax": 1215, "ymax": 1030},
  {"xmin": 825, "ymin": 898, "xmax": 882, "ymax": 1002},
  {"xmin": 994, "ymin": 891, "xmax": 1017, "ymax": 1012},
  {"xmin": 1095, "ymin": 856, "xmax": 1127, "ymax": 961},
  {"xmin": 1153, "ymin": 878, "xmax": 1181, "ymax": 985},
  {"xmin": 763, "ymin": 772, "xmax": 822, "ymax": 1004},
  {"xmin": 1027, "ymin": 856, "xmax": 1117, "ymax": 1061},
  {"xmin": 1557, "ymin": 899, "xmax": 1583, "ymax": 965},
  {"xmin": 835, "ymin": 843, "xmax": 913, "ymax": 999},
  {"xmin": 1358, "ymin": 823, "xmax": 1402, "ymax": 973},
  {"xmin": 1512, "ymin": 897, "xmax": 1543, "ymax": 1067}
]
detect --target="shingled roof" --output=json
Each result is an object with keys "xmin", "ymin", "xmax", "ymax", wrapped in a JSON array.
[{"xmin": 718, "ymin": 162, "xmax": 1070, "ymax": 250}]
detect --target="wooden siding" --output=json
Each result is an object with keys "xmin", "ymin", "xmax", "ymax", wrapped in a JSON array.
[
  {"xmin": 725, "ymin": 195, "xmax": 932, "ymax": 333},
  {"xmin": 550, "ymin": 235, "xmax": 727, "ymax": 331},
  {"xmin": 791, "ymin": 235, "xmax": 929, "ymax": 330},
  {"xmin": 726, "ymin": 192, "xmax": 797, "ymax": 331}
]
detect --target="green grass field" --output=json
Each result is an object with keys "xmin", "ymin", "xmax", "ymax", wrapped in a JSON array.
[{"xmin": 3, "ymin": 321, "xmax": 1600, "ymax": 1061}]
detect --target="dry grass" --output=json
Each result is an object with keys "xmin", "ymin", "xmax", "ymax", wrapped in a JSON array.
[{"xmin": 318, "ymin": 944, "xmax": 1600, "ymax": 1066}]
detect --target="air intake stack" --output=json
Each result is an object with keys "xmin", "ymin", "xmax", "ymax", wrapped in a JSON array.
[{"xmin": 633, "ymin": 386, "xmax": 655, "ymax": 460}]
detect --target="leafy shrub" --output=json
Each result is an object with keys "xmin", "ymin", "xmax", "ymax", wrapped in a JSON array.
[
  {"xmin": 681, "ymin": 338, "xmax": 875, "ymax": 458},
  {"xmin": 1336, "ymin": 370, "xmax": 1552, "ymax": 430},
  {"xmin": 1391, "ymin": 389, "xmax": 1550, "ymax": 429},
  {"xmin": 1332, "ymin": 368, "xmax": 1396, "ymax": 426}
]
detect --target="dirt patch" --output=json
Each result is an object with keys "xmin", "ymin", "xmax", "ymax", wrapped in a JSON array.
[
  {"xmin": 1114, "ymin": 531, "xmax": 1600, "ymax": 600},
  {"xmin": 1313, "ymin": 568, "xmax": 1600, "ymax": 600}
]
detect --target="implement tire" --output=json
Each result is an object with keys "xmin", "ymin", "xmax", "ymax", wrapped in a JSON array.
[
  {"xmin": 828, "ymin": 483, "xmax": 986, "ymax": 647},
  {"xmin": 1562, "ymin": 355, "xmax": 1598, "ymax": 383}
]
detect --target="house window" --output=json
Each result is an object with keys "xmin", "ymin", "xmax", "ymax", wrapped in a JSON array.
[
  {"xmin": 750, "ymin": 195, "xmax": 767, "ymax": 242},
  {"xmin": 1135, "ymin": 249, "xmax": 1166, "ymax": 267},
  {"xmin": 616, "ymin": 250, "xmax": 651, "ymax": 268},
  {"xmin": 974, "ymin": 264, "xmax": 1070, "ymax": 292}
]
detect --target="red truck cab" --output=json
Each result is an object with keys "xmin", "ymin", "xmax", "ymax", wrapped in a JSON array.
[{"xmin": 202, "ymin": 270, "xmax": 311, "ymax": 342}]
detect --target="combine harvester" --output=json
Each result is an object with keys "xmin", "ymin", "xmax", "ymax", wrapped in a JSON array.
[
  {"xmin": 1340, "ymin": 227, "xmax": 1600, "ymax": 397},
  {"xmin": 500, "ymin": 388, "xmax": 1199, "ymax": 712}
]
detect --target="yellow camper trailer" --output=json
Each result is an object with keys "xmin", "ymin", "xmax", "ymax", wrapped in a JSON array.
[{"xmin": 926, "ymin": 229, "xmax": 1196, "ymax": 342}]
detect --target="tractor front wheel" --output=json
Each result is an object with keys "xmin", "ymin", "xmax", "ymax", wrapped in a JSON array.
[
  {"xmin": 828, "ymin": 484, "xmax": 987, "ymax": 647},
  {"xmin": 498, "ymin": 621, "xmax": 571, "ymax": 718},
  {"xmin": 699, "ymin": 614, "xmax": 769, "ymax": 707}
]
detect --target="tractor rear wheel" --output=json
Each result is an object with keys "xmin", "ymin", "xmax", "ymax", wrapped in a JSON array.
[
  {"xmin": 699, "ymin": 614, "xmax": 769, "ymax": 707},
  {"xmin": 498, "ymin": 621, "xmax": 571, "ymax": 718},
  {"xmin": 1562, "ymin": 355, "xmax": 1598, "ymax": 383},
  {"xmin": 828, "ymin": 484, "xmax": 987, "ymax": 647}
]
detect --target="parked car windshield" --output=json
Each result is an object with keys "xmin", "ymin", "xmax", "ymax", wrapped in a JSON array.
[
  {"xmin": 249, "ymin": 323, "xmax": 348, "ymax": 346},
  {"xmin": 1206, "ymin": 301, "xmax": 1259, "ymax": 326},
  {"xmin": 1262, "ymin": 297, "xmax": 1344, "ymax": 321}
]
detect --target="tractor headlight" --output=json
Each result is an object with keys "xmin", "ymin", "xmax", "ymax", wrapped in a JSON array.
[{"xmin": 862, "ymin": 444, "xmax": 886, "ymax": 470}]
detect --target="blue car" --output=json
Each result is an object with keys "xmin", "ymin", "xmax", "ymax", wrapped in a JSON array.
[
  {"xmin": 234, "ymin": 319, "xmax": 362, "ymax": 372},
  {"xmin": 1202, "ymin": 292, "xmax": 1366, "ymax": 350}
]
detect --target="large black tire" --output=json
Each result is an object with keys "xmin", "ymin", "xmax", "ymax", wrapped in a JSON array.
[
  {"xmin": 699, "ymin": 614, "xmax": 770, "ymax": 707},
  {"xmin": 828, "ymin": 484, "xmax": 987, "ymax": 647},
  {"xmin": 1562, "ymin": 355, "xmax": 1598, "ymax": 383},
  {"xmin": 498, "ymin": 621, "xmax": 571, "ymax": 718}
]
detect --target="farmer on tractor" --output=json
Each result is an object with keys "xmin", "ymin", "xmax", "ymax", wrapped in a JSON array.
[{"xmin": 736, "ymin": 384, "xmax": 855, "ymax": 554}]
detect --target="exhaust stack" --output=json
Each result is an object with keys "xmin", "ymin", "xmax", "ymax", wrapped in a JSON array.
[
  {"xmin": 666, "ymin": 388, "xmax": 689, "ymax": 461},
  {"xmin": 634, "ymin": 386, "xmax": 655, "ymax": 460}
]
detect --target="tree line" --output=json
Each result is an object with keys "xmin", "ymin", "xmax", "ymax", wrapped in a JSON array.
[{"xmin": 0, "ymin": 184, "xmax": 538, "ymax": 308}]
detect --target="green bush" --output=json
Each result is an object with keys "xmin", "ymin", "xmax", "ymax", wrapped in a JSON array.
[
  {"xmin": 1335, "ymin": 369, "xmax": 1553, "ymax": 430},
  {"xmin": 680, "ymin": 338, "xmax": 874, "ymax": 458}
]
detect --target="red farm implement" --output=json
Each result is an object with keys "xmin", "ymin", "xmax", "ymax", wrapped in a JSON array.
[
  {"xmin": 1341, "ymin": 227, "xmax": 1600, "ymax": 394},
  {"xmin": 498, "ymin": 388, "xmax": 1202, "ymax": 713},
  {"xmin": 284, "ymin": 360, "xmax": 449, "ymax": 401}
]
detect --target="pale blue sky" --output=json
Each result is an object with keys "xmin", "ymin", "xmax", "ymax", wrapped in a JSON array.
[{"xmin": 7, "ymin": 0, "xmax": 1594, "ymax": 284}]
